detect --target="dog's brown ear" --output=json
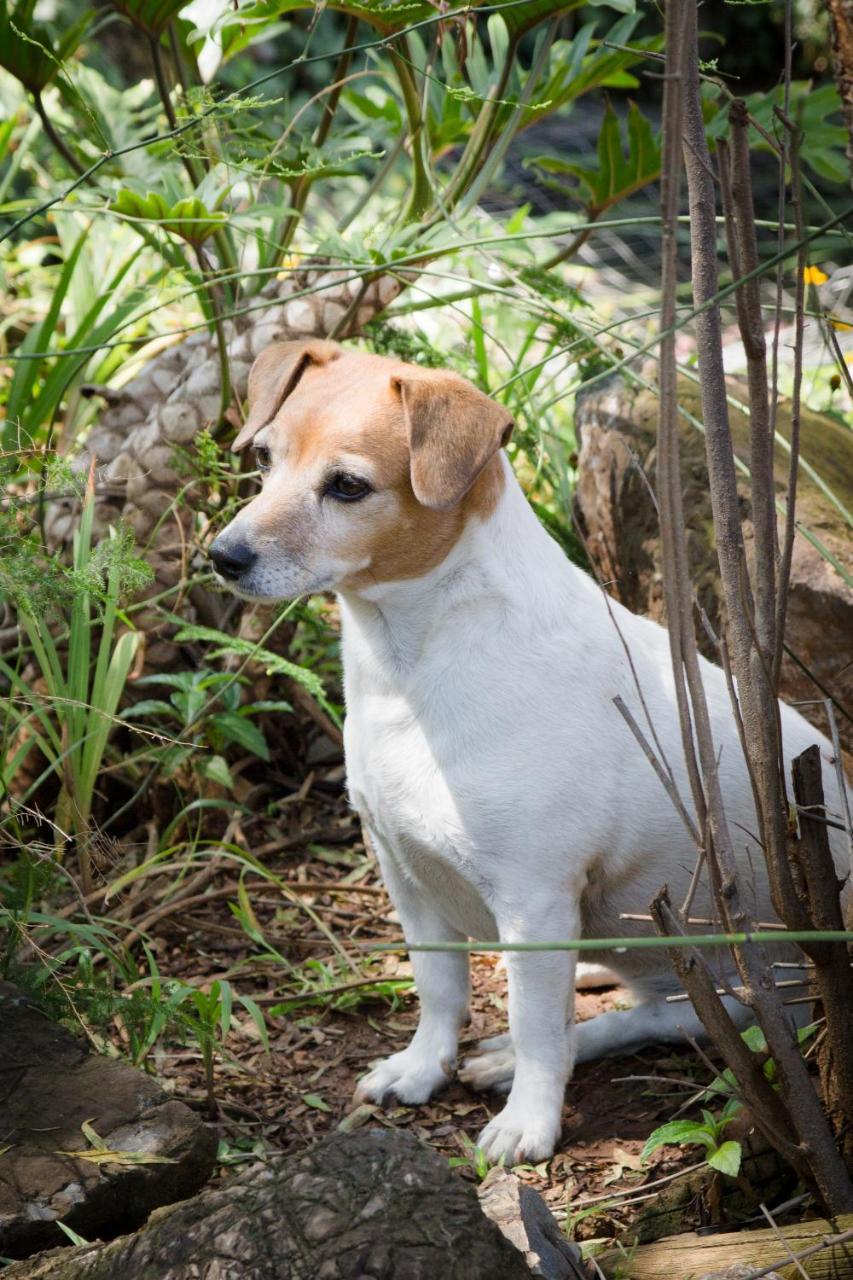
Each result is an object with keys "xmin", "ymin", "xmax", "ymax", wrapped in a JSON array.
[
  {"xmin": 232, "ymin": 339, "xmax": 341, "ymax": 450},
  {"xmin": 392, "ymin": 371, "xmax": 513, "ymax": 511}
]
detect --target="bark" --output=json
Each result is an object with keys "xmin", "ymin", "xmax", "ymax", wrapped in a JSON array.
[
  {"xmin": 790, "ymin": 746, "xmax": 853, "ymax": 1162},
  {"xmin": 656, "ymin": 0, "xmax": 853, "ymax": 1215},
  {"xmin": 571, "ymin": 371, "xmax": 853, "ymax": 753},
  {"xmin": 826, "ymin": 0, "xmax": 853, "ymax": 186},
  {"xmin": 2, "ymin": 1129, "xmax": 539, "ymax": 1280},
  {"xmin": 45, "ymin": 269, "xmax": 401, "ymax": 667}
]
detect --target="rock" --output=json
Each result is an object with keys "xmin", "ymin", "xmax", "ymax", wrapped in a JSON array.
[
  {"xmin": 573, "ymin": 370, "xmax": 853, "ymax": 751},
  {"xmin": 0, "ymin": 982, "xmax": 217, "ymax": 1259},
  {"xmin": 477, "ymin": 1167, "xmax": 589, "ymax": 1278},
  {"xmin": 1, "ymin": 1128, "xmax": 539, "ymax": 1279}
]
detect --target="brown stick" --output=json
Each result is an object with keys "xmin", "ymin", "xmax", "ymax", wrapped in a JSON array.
[
  {"xmin": 724, "ymin": 101, "xmax": 777, "ymax": 663},
  {"xmin": 791, "ymin": 746, "xmax": 853, "ymax": 1156},
  {"xmin": 650, "ymin": 889, "xmax": 809, "ymax": 1179},
  {"xmin": 671, "ymin": 0, "xmax": 853, "ymax": 1213}
]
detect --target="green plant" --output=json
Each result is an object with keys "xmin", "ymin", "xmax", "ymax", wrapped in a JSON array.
[
  {"xmin": 447, "ymin": 1134, "xmax": 504, "ymax": 1180},
  {"xmin": 0, "ymin": 466, "xmax": 151, "ymax": 892},
  {"xmin": 170, "ymin": 977, "xmax": 269, "ymax": 1114},
  {"xmin": 129, "ymin": 667, "xmax": 289, "ymax": 792},
  {"xmin": 640, "ymin": 1022, "xmax": 822, "ymax": 1180},
  {"xmin": 641, "ymin": 1096, "xmax": 744, "ymax": 1178}
]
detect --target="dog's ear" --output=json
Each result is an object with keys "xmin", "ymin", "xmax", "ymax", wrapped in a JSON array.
[
  {"xmin": 392, "ymin": 371, "xmax": 514, "ymax": 511},
  {"xmin": 232, "ymin": 339, "xmax": 341, "ymax": 450}
]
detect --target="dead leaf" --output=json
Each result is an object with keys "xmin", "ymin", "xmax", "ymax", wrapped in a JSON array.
[
  {"xmin": 57, "ymin": 1119, "xmax": 177, "ymax": 1167},
  {"xmin": 337, "ymin": 1103, "xmax": 377, "ymax": 1132},
  {"xmin": 602, "ymin": 1145, "xmax": 645, "ymax": 1186}
]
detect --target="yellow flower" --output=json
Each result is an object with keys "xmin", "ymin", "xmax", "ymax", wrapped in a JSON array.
[
  {"xmin": 829, "ymin": 316, "xmax": 853, "ymax": 332},
  {"xmin": 803, "ymin": 265, "xmax": 829, "ymax": 285}
]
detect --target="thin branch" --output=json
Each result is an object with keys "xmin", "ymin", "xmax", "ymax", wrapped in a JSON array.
[
  {"xmin": 32, "ymin": 90, "xmax": 84, "ymax": 176},
  {"xmin": 612, "ymin": 696, "xmax": 700, "ymax": 844}
]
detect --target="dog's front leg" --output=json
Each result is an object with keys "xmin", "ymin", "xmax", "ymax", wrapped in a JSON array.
[
  {"xmin": 354, "ymin": 839, "xmax": 470, "ymax": 1107},
  {"xmin": 476, "ymin": 901, "xmax": 578, "ymax": 1166}
]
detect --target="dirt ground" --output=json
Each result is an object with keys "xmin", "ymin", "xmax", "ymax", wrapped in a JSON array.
[{"xmin": 104, "ymin": 747, "xmax": 732, "ymax": 1249}]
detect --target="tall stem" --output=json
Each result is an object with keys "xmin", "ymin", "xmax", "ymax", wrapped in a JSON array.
[
  {"xmin": 195, "ymin": 247, "xmax": 232, "ymax": 428},
  {"xmin": 677, "ymin": 0, "xmax": 853, "ymax": 1213},
  {"xmin": 388, "ymin": 40, "xmax": 433, "ymax": 222},
  {"xmin": 33, "ymin": 89, "xmax": 83, "ymax": 176}
]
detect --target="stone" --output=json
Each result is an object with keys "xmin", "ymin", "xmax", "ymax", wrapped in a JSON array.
[
  {"xmin": 478, "ymin": 1167, "xmax": 589, "ymax": 1279},
  {"xmin": 0, "ymin": 982, "xmax": 217, "ymax": 1259},
  {"xmin": 160, "ymin": 402, "xmax": 202, "ymax": 444},
  {"xmin": 2, "ymin": 1129, "xmax": 541, "ymax": 1279}
]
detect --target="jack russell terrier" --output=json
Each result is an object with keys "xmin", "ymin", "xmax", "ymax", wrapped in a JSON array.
[{"xmin": 210, "ymin": 338, "xmax": 848, "ymax": 1165}]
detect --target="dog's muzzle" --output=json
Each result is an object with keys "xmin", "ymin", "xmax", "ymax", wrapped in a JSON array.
[{"xmin": 209, "ymin": 536, "xmax": 257, "ymax": 582}]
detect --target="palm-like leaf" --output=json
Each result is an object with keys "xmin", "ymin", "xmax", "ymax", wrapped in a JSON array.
[
  {"xmin": 0, "ymin": 0, "xmax": 91, "ymax": 92},
  {"xmin": 109, "ymin": 0, "xmax": 189, "ymax": 37}
]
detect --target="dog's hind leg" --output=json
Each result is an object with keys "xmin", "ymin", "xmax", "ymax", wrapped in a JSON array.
[
  {"xmin": 574, "ymin": 989, "xmax": 756, "ymax": 1063},
  {"xmin": 462, "ymin": 973, "xmax": 806, "ymax": 1091},
  {"xmin": 460, "ymin": 963, "xmax": 619, "ymax": 1092},
  {"xmin": 460, "ymin": 1033, "xmax": 515, "ymax": 1093}
]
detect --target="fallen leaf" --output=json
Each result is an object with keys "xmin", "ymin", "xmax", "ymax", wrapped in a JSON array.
[
  {"xmin": 57, "ymin": 1119, "xmax": 177, "ymax": 1167},
  {"xmin": 337, "ymin": 1103, "xmax": 376, "ymax": 1132}
]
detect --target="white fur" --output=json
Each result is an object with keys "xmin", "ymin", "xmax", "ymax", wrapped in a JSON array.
[{"xmin": 341, "ymin": 456, "xmax": 847, "ymax": 1164}]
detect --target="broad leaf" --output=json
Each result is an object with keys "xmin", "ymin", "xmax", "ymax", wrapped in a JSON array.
[
  {"xmin": 707, "ymin": 1141, "xmax": 742, "ymax": 1178},
  {"xmin": 641, "ymin": 1120, "xmax": 714, "ymax": 1162}
]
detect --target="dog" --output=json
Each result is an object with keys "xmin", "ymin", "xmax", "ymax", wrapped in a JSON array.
[{"xmin": 209, "ymin": 338, "xmax": 848, "ymax": 1165}]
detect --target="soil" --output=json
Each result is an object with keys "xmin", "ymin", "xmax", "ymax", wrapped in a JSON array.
[{"xmin": 83, "ymin": 746, "xmax": 719, "ymax": 1249}]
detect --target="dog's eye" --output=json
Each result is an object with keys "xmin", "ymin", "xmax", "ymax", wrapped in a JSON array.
[
  {"xmin": 325, "ymin": 472, "xmax": 372, "ymax": 503},
  {"xmin": 254, "ymin": 445, "xmax": 272, "ymax": 473}
]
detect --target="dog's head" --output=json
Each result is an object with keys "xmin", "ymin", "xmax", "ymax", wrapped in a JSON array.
[{"xmin": 209, "ymin": 340, "xmax": 513, "ymax": 600}]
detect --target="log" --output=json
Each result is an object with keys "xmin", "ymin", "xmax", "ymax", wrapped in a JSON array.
[
  {"xmin": 2, "ymin": 1128, "xmax": 543, "ymax": 1279},
  {"xmin": 596, "ymin": 1214, "xmax": 853, "ymax": 1280}
]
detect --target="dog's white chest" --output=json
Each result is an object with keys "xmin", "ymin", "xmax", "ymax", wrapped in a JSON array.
[{"xmin": 344, "ymin": 692, "xmax": 497, "ymax": 938}]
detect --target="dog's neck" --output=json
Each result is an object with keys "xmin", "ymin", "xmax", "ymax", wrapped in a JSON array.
[{"xmin": 336, "ymin": 456, "xmax": 580, "ymax": 680}]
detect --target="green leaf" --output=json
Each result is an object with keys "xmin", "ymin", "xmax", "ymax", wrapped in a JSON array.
[
  {"xmin": 209, "ymin": 711, "xmax": 270, "ymax": 761},
  {"xmin": 238, "ymin": 995, "xmax": 270, "ymax": 1052},
  {"xmin": 707, "ymin": 1141, "xmax": 742, "ymax": 1178},
  {"xmin": 110, "ymin": 188, "xmax": 228, "ymax": 247},
  {"xmin": 526, "ymin": 99, "xmax": 660, "ymax": 214},
  {"xmin": 166, "ymin": 617, "xmax": 338, "ymax": 726},
  {"xmin": 740, "ymin": 1025, "xmax": 768, "ymax": 1053},
  {"xmin": 0, "ymin": 0, "xmax": 92, "ymax": 91},
  {"xmin": 302, "ymin": 1093, "xmax": 331, "ymax": 1112},
  {"xmin": 122, "ymin": 699, "xmax": 176, "ymax": 720},
  {"xmin": 201, "ymin": 754, "xmax": 235, "ymax": 790},
  {"xmin": 641, "ymin": 1120, "xmax": 715, "ymax": 1162},
  {"xmin": 109, "ymin": 0, "xmax": 190, "ymax": 38},
  {"xmin": 4, "ymin": 224, "xmax": 90, "ymax": 450}
]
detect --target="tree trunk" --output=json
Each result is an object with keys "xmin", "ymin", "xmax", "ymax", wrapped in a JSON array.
[
  {"xmin": 826, "ymin": 0, "xmax": 853, "ymax": 186},
  {"xmin": 573, "ymin": 370, "xmax": 853, "ymax": 752}
]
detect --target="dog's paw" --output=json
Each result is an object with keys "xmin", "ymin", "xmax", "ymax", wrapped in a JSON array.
[
  {"xmin": 476, "ymin": 1100, "xmax": 562, "ymax": 1166},
  {"xmin": 459, "ymin": 1033, "xmax": 515, "ymax": 1093},
  {"xmin": 354, "ymin": 1048, "xmax": 454, "ymax": 1108}
]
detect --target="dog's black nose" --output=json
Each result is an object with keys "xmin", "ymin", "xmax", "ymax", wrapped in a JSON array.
[{"xmin": 209, "ymin": 537, "xmax": 256, "ymax": 581}]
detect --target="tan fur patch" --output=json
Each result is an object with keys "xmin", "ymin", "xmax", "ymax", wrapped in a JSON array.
[{"xmin": 242, "ymin": 346, "xmax": 508, "ymax": 587}]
